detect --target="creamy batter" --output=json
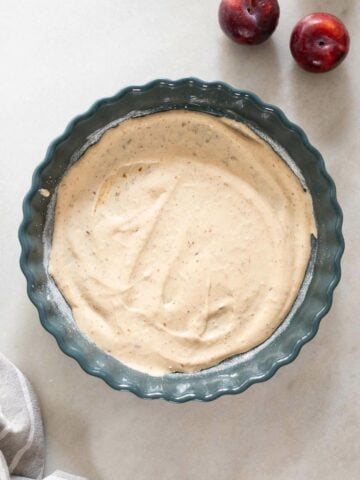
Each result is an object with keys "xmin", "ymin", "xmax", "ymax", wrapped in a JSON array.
[{"xmin": 49, "ymin": 110, "xmax": 317, "ymax": 375}]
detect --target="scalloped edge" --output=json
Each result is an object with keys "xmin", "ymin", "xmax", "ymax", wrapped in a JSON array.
[{"xmin": 19, "ymin": 78, "xmax": 344, "ymax": 402}]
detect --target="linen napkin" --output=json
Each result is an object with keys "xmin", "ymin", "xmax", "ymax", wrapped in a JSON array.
[{"xmin": 0, "ymin": 353, "xmax": 87, "ymax": 480}]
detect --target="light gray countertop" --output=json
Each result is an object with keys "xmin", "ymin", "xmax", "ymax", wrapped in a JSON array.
[{"xmin": 1, "ymin": 1, "xmax": 359, "ymax": 479}]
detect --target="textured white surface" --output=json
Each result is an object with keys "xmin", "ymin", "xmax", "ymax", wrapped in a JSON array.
[{"xmin": 0, "ymin": 1, "xmax": 359, "ymax": 479}]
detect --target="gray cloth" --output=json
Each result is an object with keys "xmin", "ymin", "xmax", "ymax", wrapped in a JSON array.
[{"xmin": 0, "ymin": 354, "xmax": 87, "ymax": 480}]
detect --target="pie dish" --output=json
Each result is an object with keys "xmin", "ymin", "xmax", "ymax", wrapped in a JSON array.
[{"xmin": 19, "ymin": 78, "xmax": 344, "ymax": 402}]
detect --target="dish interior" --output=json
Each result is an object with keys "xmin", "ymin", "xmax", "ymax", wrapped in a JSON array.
[{"xmin": 43, "ymin": 109, "xmax": 319, "ymax": 375}]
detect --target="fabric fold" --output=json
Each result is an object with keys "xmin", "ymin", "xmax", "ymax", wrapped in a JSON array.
[{"xmin": 0, "ymin": 354, "xmax": 88, "ymax": 480}]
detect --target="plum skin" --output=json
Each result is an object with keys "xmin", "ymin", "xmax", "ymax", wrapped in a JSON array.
[
  {"xmin": 290, "ymin": 13, "xmax": 350, "ymax": 73},
  {"xmin": 219, "ymin": 0, "xmax": 280, "ymax": 46}
]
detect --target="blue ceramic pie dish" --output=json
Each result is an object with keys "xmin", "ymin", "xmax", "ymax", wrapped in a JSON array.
[{"xmin": 19, "ymin": 78, "xmax": 344, "ymax": 402}]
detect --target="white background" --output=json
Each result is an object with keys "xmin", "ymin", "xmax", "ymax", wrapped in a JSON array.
[{"xmin": 1, "ymin": 1, "xmax": 359, "ymax": 479}]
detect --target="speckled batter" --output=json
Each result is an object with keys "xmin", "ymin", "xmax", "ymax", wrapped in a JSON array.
[{"xmin": 49, "ymin": 110, "xmax": 317, "ymax": 375}]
